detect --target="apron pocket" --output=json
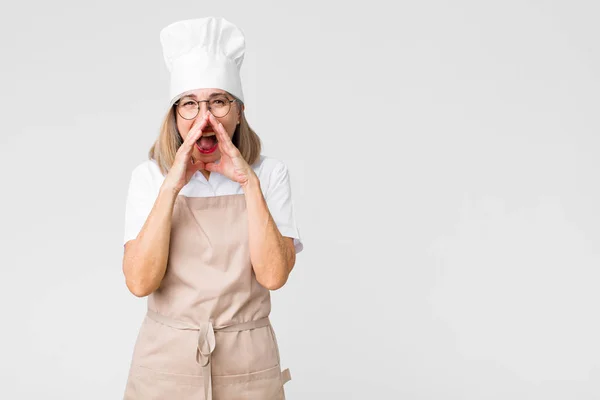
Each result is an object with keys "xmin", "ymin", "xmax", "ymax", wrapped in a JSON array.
[
  {"xmin": 124, "ymin": 364, "xmax": 286, "ymax": 400},
  {"xmin": 212, "ymin": 364, "xmax": 285, "ymax": 400},
  {"xmin": 123, "ymin": 364, "xmax": 203, "ymax": 400}
]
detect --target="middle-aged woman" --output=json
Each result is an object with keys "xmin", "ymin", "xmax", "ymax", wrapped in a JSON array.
[{"xmin": 121, "ymin": 16, "xmax": 304, "ymax": 400}]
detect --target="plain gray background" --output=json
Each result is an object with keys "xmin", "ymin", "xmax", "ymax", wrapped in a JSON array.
[{"xmin": 1, "ymin": 0, "xmax": 598, "ymax": 399}]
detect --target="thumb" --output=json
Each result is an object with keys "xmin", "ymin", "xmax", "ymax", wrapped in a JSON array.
[
  {"xmin": 205, "ymin": 162, "xmax": 218, "ymax": 172},
  {"xmin": 191, "ymin": 158, "xmax": 204, "ymax": 171}
]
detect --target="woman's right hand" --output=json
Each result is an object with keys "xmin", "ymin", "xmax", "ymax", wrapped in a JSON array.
[{"xmin": 162, "ymin": 113, "xmax": 210, "ymax": 193}]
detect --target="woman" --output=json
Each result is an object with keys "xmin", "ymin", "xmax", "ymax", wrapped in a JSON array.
[{"xmin": 121, "ymin": 17, "xmax": 303, "ymax": 400}]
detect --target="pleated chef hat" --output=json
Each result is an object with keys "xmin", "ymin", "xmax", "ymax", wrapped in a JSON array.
[{"xmin": 159, "ymin": 17, "xmax": 246, "ymax": 107}]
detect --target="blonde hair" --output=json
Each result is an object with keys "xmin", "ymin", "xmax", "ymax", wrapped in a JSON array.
[{"xmin": 148, "ymin": 95, "xmax": 261, "ymax": 176}]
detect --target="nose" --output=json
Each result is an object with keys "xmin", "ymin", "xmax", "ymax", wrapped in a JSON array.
[{"xmin": 196, "ymin": 104, "xmax": 212, "ymax": 121}]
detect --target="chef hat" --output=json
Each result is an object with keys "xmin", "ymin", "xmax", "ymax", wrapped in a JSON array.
[{"xmin": 160, "ymin": 16, "xmax": 246, "ymax": 107}]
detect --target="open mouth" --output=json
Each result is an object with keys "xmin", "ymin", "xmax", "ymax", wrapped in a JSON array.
[{"xmin": 196, "ymin": 133, "xmax": 218, "ymax": 153}]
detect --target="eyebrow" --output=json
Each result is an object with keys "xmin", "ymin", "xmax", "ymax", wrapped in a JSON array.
[{"xmin": 181, "ymin": 92, "xmax": 227, "ymax": 99}]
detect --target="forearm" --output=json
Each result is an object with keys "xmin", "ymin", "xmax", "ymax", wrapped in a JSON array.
[
  {"xmin": 123, "ymin": 184, "xmax": 178, "ymax": 297},
  {"xmin": 242, "ymin": 173, "xmax": 293, "ymax": 290}
]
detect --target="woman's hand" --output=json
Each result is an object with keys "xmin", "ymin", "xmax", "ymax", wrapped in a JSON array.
[
  {"xmin": 162, "ymin": 113, "xmax": 210, "ymax": 193},
  {"xmin": 205, "ymin": 112, "xmax": 255, "ymax": 186}
]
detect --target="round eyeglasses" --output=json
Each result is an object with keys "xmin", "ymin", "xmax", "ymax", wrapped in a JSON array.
[{"xmin": 174, "ymin": 95, "xmax": 237, "ymax": 119}]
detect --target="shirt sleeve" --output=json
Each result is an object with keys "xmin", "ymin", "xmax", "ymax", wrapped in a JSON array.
[
  {"xmin": 265, "ymin": 160, "xmax": 304, "ymax": 254},
  {"xmin": 123, "ymin": 165, "xmax": 157, "ymax": 246}
]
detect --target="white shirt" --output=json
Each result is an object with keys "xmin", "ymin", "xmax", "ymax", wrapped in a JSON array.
[{"xmin": 123, "ymin": 155, "xmax": 304, "ymax": 253}]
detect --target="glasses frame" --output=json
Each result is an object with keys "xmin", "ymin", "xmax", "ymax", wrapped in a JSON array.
[{"xmin": 174, "ymin": 96, "xmax": 238, "ymax": 120}]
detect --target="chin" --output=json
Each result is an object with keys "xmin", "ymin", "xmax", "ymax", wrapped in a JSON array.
[{"xmin": 199, "ymin": 152, "xmax": 221, "ymax": 163}]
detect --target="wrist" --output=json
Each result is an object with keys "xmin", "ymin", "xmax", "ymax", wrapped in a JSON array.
[
  {"xmin": 160, "ymin": 182, "xmax": 180, "ymax": 198},
  {"xmin": 241, "ymin": 170, "xmax": 260, "ymax": 193}
]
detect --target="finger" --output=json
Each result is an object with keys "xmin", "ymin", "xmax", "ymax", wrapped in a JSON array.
[
  {"xmin": 184, "ymin": 113, "xmax": 211, "ymax": 149},
  {"xmin": 189, "ymin": 154, "xmax": 204, "ymax": 169},
  {"xmin": 204, "ymin": 162, "xmax": 221, "ymax": 173},
  {"xmin": 192, "ymin": 159, "xmax": 205, "ymax": 172},
  {"xmin": 208, "ymin": 113, "xmax": 236, "ymax": 154},
  {"xmin": 177, "ymin": 116, "xmax": 209, "ymax": 163},
  {"xmin": 207, "ymin": 113, "xmax": 225, "ymax": 143}
]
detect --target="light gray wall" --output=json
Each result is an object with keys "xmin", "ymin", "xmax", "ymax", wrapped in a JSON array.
[{"xmin": 0, "ymin": 1, "xmax": 598, "ymax": 399}]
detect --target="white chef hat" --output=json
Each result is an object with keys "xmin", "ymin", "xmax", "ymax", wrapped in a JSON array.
[{"xmin": 159, "ymin": 16, "xmax": 246, "ymax": 107}]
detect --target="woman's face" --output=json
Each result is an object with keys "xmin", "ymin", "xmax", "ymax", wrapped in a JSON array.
[{"xmin": 175, "ymin": 88, "xmax": 243, "ymax": 164}]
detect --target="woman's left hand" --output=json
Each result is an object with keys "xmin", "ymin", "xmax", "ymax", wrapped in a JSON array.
[{"xmin": 205, "ymin": 112, "xmax": 255, "ymax": 186}]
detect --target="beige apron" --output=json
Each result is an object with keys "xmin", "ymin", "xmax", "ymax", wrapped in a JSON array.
[{"xmin": 123, "ymin": 194, "xmax": 291, "ymax": 400}]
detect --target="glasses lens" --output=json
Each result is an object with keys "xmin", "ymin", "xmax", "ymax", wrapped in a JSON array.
[
  {"xmin": 209, "ymin": 96, "xmax": 231, "ymax": 118},
  {"xmin": 177, "ymin": 99, "xmax": 199, "ymax": 120}
]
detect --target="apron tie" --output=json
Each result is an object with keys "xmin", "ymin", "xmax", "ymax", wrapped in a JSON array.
[
  {"xmin": 196, "ymin": 320, "xmax": 216, "ymax": 399},
  {"xmin": 146, "ymin": 309, "xmax": 275, "ymax": 400}
]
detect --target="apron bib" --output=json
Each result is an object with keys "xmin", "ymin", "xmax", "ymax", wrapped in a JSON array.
[{"xmin": 123, "ymin": 194, "xmax": 291, "ymax": 400}]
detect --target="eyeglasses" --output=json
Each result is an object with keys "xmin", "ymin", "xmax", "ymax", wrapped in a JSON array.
[{"xmin": 174, "ymin": 95, "xmax": 237, "ymax": 119}]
